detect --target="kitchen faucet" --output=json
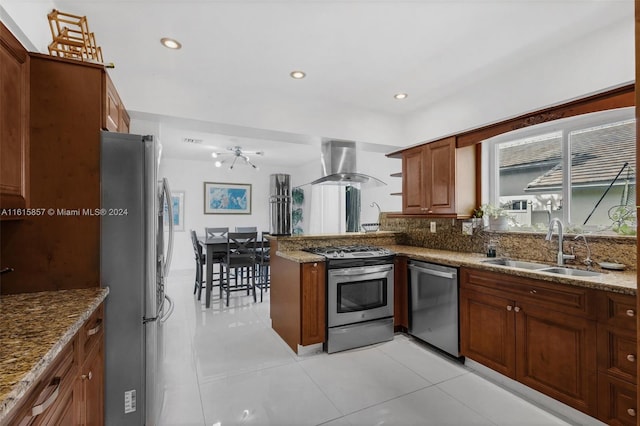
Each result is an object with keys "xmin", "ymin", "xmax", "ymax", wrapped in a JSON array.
[
  {"xmin": 573, "ymin": 234, "xmax": 593, "ymax": 269},
  {"xmin": 545, "ymin": 218, "xmax": 575, "ymax": 265}
]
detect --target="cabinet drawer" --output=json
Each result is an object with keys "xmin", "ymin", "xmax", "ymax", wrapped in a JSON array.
[
  {"xmin": 6, "ymin": 336, "xmax": 78, "ymax": 425},
  {"xmin": 461, "ymin": 268, "xmax": 595, "ymax": 318},
  {"xmin": 597, "ymin": 324, "xmax": 637, "ymax": 383},
  {"xmin": 81, "ymin": 304, "xmax": 104, "ymax": 358},
  {"xmin": 598, "ymin": 292, "xmax": 637, "ymax": 330},
  {"xmin": 597, "ymin": 373, "xmax": 638, "ymax": 426}
]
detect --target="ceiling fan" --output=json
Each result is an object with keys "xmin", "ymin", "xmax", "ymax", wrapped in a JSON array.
[{"xmin": 211, "ymin": 145, "xmax": 264, "ymax": 170}]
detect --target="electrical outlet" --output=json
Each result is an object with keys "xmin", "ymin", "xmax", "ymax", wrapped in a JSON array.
[
  {"xmin": 124, "ymin": 389, "xmax": 136, "ymax": 413},
  {"xmin": 462, "ymin": 221, "xmax": 473, "ymax": 235},
  {"xmin": 430, "ymin": 222, "xmax": 436, "ymax": 233}
]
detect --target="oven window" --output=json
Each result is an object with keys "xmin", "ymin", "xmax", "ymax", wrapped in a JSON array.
[{"xmin": 337, "ymin": 279, "xmax": 387, "ymax": 312}]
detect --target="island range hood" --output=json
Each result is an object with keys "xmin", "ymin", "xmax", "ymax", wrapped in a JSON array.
[{"xmin": 310, "ymin": 140, "xmax": 386, "ymax": 187}]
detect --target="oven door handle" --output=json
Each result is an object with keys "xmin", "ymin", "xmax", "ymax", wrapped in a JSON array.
[
  {"xmin": 330, "ymin": 265, "xmax": 393, "ymax": 276},
  {"xmin": 408, "ymin": 264, "xmax": 456, "ymax": 279}
]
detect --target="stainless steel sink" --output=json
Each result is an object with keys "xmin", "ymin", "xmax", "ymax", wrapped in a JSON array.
[
  {"xmin": 539, "ymin": 267, "xmax": 602, "ymax": 277},
  {"xmin": 481, "ymin": 258, "xmax": 549, "ymax": 270}
]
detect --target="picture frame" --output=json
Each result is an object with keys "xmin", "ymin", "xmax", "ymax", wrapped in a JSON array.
[
  {"xmin": 204, "ymin": 182, "xmax": 252, "ymax": 215},
  {"xmin": 164, "ymin": 191, "xmax": 185, "ymax": 231}
]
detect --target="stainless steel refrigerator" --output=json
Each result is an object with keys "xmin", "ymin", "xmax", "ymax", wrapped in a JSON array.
[{"xmin": 100, "ymin": 131, "xmax": 174, "ymax": 425}]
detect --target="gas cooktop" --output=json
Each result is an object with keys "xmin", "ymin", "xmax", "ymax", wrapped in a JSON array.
[{"xmin": 304, "ymin": 245, "xmax": 393, "ymax": 259}]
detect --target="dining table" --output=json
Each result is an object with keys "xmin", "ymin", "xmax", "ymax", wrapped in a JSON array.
[{"xmin": 198, "ymin": 236, "xmax": 228, "ymax": 308}]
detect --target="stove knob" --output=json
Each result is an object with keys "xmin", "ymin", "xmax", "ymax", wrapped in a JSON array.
[{"xmin": 339, "ymin": 250, "xmax": 345, "ymax": 257}]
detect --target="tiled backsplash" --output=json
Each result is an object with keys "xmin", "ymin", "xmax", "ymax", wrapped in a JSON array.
[{"xmin": 380, "ymin": 213, "xmax": 637, "ymax": 271}]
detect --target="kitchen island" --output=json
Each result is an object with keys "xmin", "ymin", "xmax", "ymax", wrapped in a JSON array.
[{"xmin": 0, "ymin": 287, "xmax": 108, "ymax": 424}]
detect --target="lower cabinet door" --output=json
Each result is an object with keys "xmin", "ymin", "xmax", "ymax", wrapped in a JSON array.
[
  {"xmin": 460, "ymin": 289, "xmax": 516, "ymax": 378},
  {"xmin": 81, "ymin": 341, "xmax": 104, "ymax": 426},
  {"xmin": 597, "ymin": 373, "xmax": 638, "ymax": 426},
  {"xmin": 515, "ymin": 302, "xmax": 597, "ymax": 416}
]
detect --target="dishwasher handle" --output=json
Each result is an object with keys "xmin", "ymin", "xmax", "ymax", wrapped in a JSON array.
[{"xmin": 409, "ymin": 264, "xmax": 456, "ymax": 280}]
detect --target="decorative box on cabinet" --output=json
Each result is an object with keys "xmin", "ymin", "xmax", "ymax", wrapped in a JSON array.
[
  {"xmin": 270, "ymin": 247, "xmax": 326, "ymax": 354},
  {"xmin": 596, "ymin": 292, "xmax": 637, "ymax": 425},
  {"xmin": 0, "ymin": 22, "xmax": 30, "ymax": 218},
  {"xmin": 398, "ymin": 137, "xmax": 476, "ymax": 217},
  {"xmin": 460, "ymin": 267, "xmax": 598, "ymax": 416}
]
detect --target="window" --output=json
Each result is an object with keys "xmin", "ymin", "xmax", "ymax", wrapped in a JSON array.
[{"xmin": 483, "ymin": 107, "xmax": 636, "ymax": 234}]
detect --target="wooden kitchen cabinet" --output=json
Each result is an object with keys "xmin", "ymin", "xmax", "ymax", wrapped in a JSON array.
[
  {"xmin": 301, "ymin": 262, "xmax": 326, "ymax": 346},
  {"xmin": 596, "ymin": 292, "xmax": 637, "ymax": 425},
  {"xmin": 460, "ymin": 268, "xmax": 598, "ymax": 416},
  {"xmin": 0, "ymin": 22, "xmax": 30, "ymax": 217},
  {"xmin": 4, "ymin": 334, "xmax": 79, "ymax": 425},
  {"xmin": 400, "ymin": 137, "xmax": 476, "ymax": 217},
  {"xmin": 78, "ymin": 303, "xmax": 105, "ymax": 425},
  {"xmin": 4, "ymin": 303, "xmax": 105, "ymax": 425},
  {"xmin": 1, "ymin": 52, "xmax": 130, "ymax": 294},
  {"xmin": 393, "ymin": 256, "xmax": 409, "ymax": 330},
  {"xmin": 105, "ymin": 73, "xmax": 130, "ymax": 133},
  {"xmin": 270, "ymin": 246, "xmax": 326, "ymax": 353}
]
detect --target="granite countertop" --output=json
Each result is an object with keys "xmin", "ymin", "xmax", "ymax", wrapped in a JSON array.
[
  {"xmin": 276, "ymin": 245, "xmax": 637, "ymax": 295},
  {"xmin": 0, "ymin": 287, "xmax": 109, "ymax": 422}
]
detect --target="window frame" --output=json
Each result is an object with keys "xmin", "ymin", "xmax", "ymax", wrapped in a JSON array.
[{"xmin": 482, "ymin": 106, "xmax": 635, "ymax": 230}]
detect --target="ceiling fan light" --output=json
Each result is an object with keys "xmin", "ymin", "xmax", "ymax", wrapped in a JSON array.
[
  {"xmin": 214, "ymin": 160, "xmax": 222, "ymax": 167},
  {"xmin": 211, "ymin": 152, "xmax": 218, "ymax": 158},
  {"xmin": 394, "ymin": 93, "xmax": 408, "ymax": 100},
  {"xmin": 290, "ymin": 70, "xmax": 306, "ymax": 79}
]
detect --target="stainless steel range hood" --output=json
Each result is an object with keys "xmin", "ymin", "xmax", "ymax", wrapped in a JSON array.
[{"xmin": 310, "ymin": 140, "xmax": 386, "ymax": 187}]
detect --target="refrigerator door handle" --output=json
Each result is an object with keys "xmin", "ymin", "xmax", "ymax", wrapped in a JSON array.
[
  {"xmin": 160, "ymin": 294, "xmax": 174, "ymax": 323},
  {"xmin": 162, "ymin": 177, "xmax": 174, "ymax": 277}
]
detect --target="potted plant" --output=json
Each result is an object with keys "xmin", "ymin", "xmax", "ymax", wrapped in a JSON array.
[{"xmin": 481, "ymin": 203, "xmax": 511, "ymax": 231}]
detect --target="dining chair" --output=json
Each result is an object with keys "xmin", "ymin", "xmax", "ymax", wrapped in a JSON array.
[
  {"xmin": 235, "ymin": 226, "xmax": 257, "ymax": 232},
  {"xmin": 190, "ymin": 230, "xmax": 206, "ymax": 299},
  {"xmin": 233, "ymin": 226, "xmax": 257, "ymax": 282},
  {"xmin": 204, "ymin": 227, "xmax": 229, "ymax": 296},
  {"xmin": 205, "ymin": 227, "xmax": 229, "ymax": 238},
  {"xmin": 220, "ymin": 231, "xmax": 257, "ymax": 306},
  {"xmin": 254, "ymin": 231, "xmax": 271, "ymax": 302}
]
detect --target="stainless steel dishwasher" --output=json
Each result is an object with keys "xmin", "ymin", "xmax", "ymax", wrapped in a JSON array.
[{"xmin": 408, "ymin": 260, "xmax": 460, "ymax": 357}]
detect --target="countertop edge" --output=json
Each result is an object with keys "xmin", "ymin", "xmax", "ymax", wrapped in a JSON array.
[
  {"xmin": 275, "ymin": 245, "xmax": 636, "ymax": 295},
  {"xmin": 0, "ymin": 287, "xmax": 109, "ymax": 422}
]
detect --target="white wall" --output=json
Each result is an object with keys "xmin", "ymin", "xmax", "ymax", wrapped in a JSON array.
[
  {"xmin": 157, "ymin": 157, "xmax": 297, "ymax": 272},
  {"xmin": 401, "ymin": 17, "xmax": 635, "ymax": 146}
]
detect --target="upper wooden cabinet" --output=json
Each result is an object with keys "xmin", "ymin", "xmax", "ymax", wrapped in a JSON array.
[
  {"xmin": 104, "ymin": 73, "xmax": 130, "ymax": 133},
  {"xmin": 0, "ymin": 22, "xmax": 30, "ymax": 218},
  {"xmin": 401, "ymin": 137, "xmax": 476, "ymax": 217},
  {"xmin": 1, "ymin": 53, "xmax": 129, "ymax": 294}
]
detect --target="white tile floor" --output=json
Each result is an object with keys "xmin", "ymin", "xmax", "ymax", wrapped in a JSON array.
[{"xmin": 158, "ymin": 271, "xmax": 599, "ymax": 426}]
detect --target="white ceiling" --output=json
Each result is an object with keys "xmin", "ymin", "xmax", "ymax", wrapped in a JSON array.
[{"xmin": 1, "ymin": 0, "xmax": 634, "ymax": 167}]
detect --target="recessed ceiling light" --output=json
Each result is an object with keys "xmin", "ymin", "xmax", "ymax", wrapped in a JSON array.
[
  {"xmin": 290, "ymin": 70, "xmax": 306, "ymax": 79},
  {"xmin": 394, "ymin": 93, "xmax": 408, "ymax": 100},
  {"xmin": 160, "ymin": 38, "xmax": 182, "ymax": 49}
]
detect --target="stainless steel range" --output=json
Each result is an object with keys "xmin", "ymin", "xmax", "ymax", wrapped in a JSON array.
[{"xmin": 304, "ymin": 245, "xmax": 395, "ymax": 353}]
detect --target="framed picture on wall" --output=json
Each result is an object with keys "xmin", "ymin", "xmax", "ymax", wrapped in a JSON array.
[
  {"xmin": 164, "ymin": 191, "xmax": 185, "ymax": 231},
  {"xmin": 204, "ymin": 182, "xmax": 252, "ymax": 214}
]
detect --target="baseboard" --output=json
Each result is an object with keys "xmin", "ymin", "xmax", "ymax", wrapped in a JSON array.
[{"xmin": 464, "ymin": 358, "xmax": 606, "ymax": 426}]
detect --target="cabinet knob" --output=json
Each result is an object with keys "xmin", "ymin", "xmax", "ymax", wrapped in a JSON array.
[
  {"xmin": 506, "ymin": 305, "xmax": 513, "ymax": 311},
  {"xmin": 626, "ymin": 309, "xmax": 635, "ymax": 317},
  {"xmin": 627, "ymin": 408, "xmax": 636, "ymax": 417},
  {"xmin": 82, "ymin": 371, "xmax": 93, "ymax": 381},
  {"xmin": 627, "ymin": 354, "xmax": 636, "ymax": 362},
  {"xmin": 313, "ymin": 263, "xmax": 317, "ymax": 267},
  {"xmin": 529, "ymin": 289, "xmax": 537, "ymax": 294},
  {"xmin": 514, "ymin": 306, "xmax": 521, "ymax": 313}
]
